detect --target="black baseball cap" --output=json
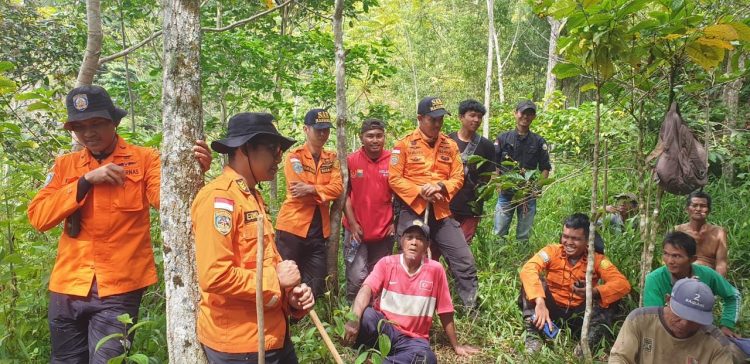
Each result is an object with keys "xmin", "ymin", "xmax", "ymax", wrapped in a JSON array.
[
  {"xmin": 417, "ymin": 97, "xmax": 451, "ymax": 118},
  {"xmin": 360, "ymin": 118, "xmax": 385, "ymax": 134},
  {"xmin": 516, "ymin": 100, "xmax": 537, "ymax": 113},
  {"xmin": 63, "ymin": 85, "xmax": 128, "ymax": 130},
  {"xmin": 211, "ymin": 112, "xmax": 296, "ymax": 154},
  {"xmin": 304, "ymin": 108, "xmax": 333, "ymax": 129},
  {"xmin": 403, "ymin": 219, "xmax": 430, "ymax": 241}
]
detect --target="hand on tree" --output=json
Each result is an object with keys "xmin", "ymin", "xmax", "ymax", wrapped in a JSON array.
[
  {"xmin": 453, "ymin": 344, "xmax": 480, "ymax": 357},
  {"xmin": 289, "ymin": 283, "xmax": 314, "ymax": 312},
  {"xmin": 290, "ymin": 181, "xmax": 315, "ymax": 198},
  {"xmin": 276, "ymin": 260, "xmax": 301, "ymax": 289},
  {"xmin": 193, "ymin": 140, "xmax": 212, "ymax": 173},
  {"xmin": 84, "ymin": 163, "xmax": 125, "ymax": 186}
]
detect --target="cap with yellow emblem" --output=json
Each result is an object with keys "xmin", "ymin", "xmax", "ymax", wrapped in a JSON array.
[
  {"xmin": 304, "ymin": 108, "xmax": 334, "ymax": 130},
  {"xmin": 417, "ymin": 96, "xmax": 451, "ymax": 118}
]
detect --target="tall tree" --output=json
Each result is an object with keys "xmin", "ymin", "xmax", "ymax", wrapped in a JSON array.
[
  {"xmin": 482, "ymin": 0, "xmax": 494, "ymax": 138},
  {"xmin": 329, "ymin": 0, "xmax": 348, "ymax": 293},
  {"xmin": 76, "ymin": 0, "xmax": 102, "ymax": 87},
  {"xmin": 160, "ymin": 0, "xmax": 206, "ymax": 360},
  {"xmin": 543, "ymin": 17, "xmax": 566, "ymax": 109}
]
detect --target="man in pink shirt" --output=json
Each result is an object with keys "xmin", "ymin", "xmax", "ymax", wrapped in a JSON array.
[
  {"xmin": 343, "ymin": 118, "xmax": 394, "ymax": 300},
  {"xmin": 342, "ymin": 220, "xmax": 479, "ymax": 363}
]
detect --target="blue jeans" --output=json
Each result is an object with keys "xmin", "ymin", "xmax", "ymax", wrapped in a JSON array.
[
  {"xmin": 354, "ymin": 307, "xmax": 437, "ymax": 364},
  {"xmin": 493, "ymin": 194, "xmax": 537, "ymax": 241}
]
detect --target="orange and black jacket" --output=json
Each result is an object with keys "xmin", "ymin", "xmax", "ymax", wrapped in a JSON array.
[
  {"xmin": 520, "ymin": 244, "xmax": 631, "ymax": 309},
  {"xmin": 388, "ymin": 128, "xmax": 464, "ymax": 220},
  {"xmin": 28, "ymin": 137, "xmax": 160, "ymax": 297},
  {"xmin": 276, "ymin": 144, "xmax": 343, "ymax": 238}
]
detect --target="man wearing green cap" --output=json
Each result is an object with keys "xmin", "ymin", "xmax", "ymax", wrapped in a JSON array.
[{"xmin": 192, "ymin": 112, "xmax": 314, "ymax": 362}]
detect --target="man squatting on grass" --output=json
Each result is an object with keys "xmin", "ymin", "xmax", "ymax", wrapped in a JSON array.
[
  {"xmin": 519, "ymin": 213, "xmax": 631, "ymax": 354},
  {"xmin": 343, "ymin": 219, "xmax": 479, "ymax": 363}
]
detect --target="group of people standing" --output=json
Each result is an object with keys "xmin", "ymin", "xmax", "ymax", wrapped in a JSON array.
[{"xmin": 28, "ymin": 84, "xmax": 744, "ymax": 364}]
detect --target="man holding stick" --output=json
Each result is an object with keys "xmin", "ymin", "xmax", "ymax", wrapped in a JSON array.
[{"xmin": 192, "ymin": 113, "xmax": 314, "ymax": 363}]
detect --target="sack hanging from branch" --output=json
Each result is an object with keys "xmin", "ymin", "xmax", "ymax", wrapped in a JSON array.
[{"xmin": 649, "ymin": 102, "xmax": 708, "ymax": 195}]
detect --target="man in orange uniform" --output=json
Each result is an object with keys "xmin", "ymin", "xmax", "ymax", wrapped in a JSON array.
[
  {"xmin": 193, "ymin": 112, "xmax": 314, "ymax": 363},
  {"xmin": 519, "ymin": 213, "xmax": 631, "ymax": 354},
  {"xmin": 276, "ymin": 109, "xmax": 343, "ymax": 297},
  {"xmin": 389, "ymin": 96, "xmax": 478, "ymax": 310},
  {"xmin": 27, "ymin": 85, "xmax": 211, "ymax": 363}
]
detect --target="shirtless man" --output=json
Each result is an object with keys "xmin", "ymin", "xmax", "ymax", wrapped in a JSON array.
[{"xmin": 675, "ymin": 191, "xmax": 728, "ymax": 276}]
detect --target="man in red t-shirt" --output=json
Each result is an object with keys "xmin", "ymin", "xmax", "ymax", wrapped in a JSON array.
[
  {"xmin": 343, "ymin": 220, "xmax": 479, "ymax": 363},
  {"xmin": 343, "ymin": 119, "xmax": 394, "ymax": 300}
]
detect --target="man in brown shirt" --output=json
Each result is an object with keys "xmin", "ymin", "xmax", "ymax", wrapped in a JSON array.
[{"xmin": 675, "ymin": 191, "xmax": 728, "ymax": 276}]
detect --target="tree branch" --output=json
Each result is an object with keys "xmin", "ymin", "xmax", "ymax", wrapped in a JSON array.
[
  {"xmin": 203, "ymin": 0, "xmax": 293, "ymax": 32},
  {"xmin": 99, "ymin": 0, "xmax": 293, "ymax": 65}
]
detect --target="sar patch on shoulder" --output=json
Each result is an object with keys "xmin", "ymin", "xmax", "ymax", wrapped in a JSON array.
[
  {"xmin": 390, "ymin": 154, "xmax": 399, "ymax": 166},
  {"xmin": 290, "ymin": 157, "xmax": 303, "ymax": 175},
  {"xmin": 214, "ymin": 209, "xmax": 232, "ymax": 235},
  {"xmin": 538, "ymin": 250, "xmax": 550, "ymax": 263},
  {"xmin": 600, "ymin": 259, "xmax": 613, "ymax": 269},
  {"xmin": 43, "ymin": 172, "xmax": 54, "ymax": 187}
]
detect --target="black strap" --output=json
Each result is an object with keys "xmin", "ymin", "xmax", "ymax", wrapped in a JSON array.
[{"xmin": 460, "ymin": 133, "xmax": 482, "ymax": 164}]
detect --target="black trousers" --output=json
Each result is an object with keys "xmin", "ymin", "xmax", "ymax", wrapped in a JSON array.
[
  {"xmin": 48, "ymin": 281, "xmax": 143, "ymax": 364},
  {"xmin": 275, "ymin": 230, "xmax": 327, "ymax": 298},
  {"xmin": 203, "ymin": 335, "xmax": 298, "ymax": 364}
]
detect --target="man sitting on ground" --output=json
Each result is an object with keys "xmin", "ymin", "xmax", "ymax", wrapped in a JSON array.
[
  {"xmin": 519, "ymin": 213, "xmax": 631, "ymax": 354},
  {"xmin": 643, "ymin": 231, "xmax": 741, "ymax": 338},
  {"xmin": 343, "ymin": 219, "xmax": 479, "ymax": 363},
  {"xmin": 610, "ymin": 278, "xmax": 735, "ymax": 363}
]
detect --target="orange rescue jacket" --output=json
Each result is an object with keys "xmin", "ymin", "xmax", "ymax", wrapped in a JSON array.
[
  {"xmin": 276, "ymin": 144, "xmax": 343, "ymax": 238},
  {"xmin": 192, "ymin": 167, "xmax": 293, "ymax": 353},
  {"xmin": 520, "ymin": 244, "xmax": 631, "ymax": 309},
  {"xmin": 388, "ymin": 129, "xmax": 464, "ymax": 220},
  {"xmin": 27, "ymin": 136, "xmax": 160, "ymax": 297}
]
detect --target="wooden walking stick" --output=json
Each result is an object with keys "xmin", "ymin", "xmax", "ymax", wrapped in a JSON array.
[
  {"xmin": 256, "ymin": 215, "xmax": 265, "ymax": 364},
  {"xmin": 424, "ymin": 202, "xmax": 432, "ymax": 260},
  {"xmin": 309, "ymin": 309, "xmax": 344, "ymax": 364}
]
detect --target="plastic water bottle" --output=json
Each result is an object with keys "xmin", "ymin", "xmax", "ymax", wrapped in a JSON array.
[{"xmin": 345, "ymin": 239, "xmax": 360, "ymax": 264}]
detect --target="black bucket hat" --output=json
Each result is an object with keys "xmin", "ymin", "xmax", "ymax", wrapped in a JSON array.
[
  {"xmin": 63, "ymin": 85, "xmax": 128, "ymax": 130},
  {"xmin": 211, "ymin": 112, "xmax": 296, "ymax": 154}
]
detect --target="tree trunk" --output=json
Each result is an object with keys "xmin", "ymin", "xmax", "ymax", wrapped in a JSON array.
[
  {"xmin": 160, "ymin": 0, "xmax": 206, "ymax": 360},
  {"xmin": 76, "ymin": 0, "xmax": 102, "ymax": 87},
  {"xmin": 482, "ymin": 0, "xmax": 494, "ymax": 138},
  {"xmin": 543, "ymin": 17, "xmax": 566, "ymax": 109},
  {"xmin": 722, "ymin": 54, "xmax": 744, "ymax": 182},
  {"xmin": 491, "ymin": 25, "xmax": 504, "ymax": 104},
  {"xmin": 329, "ymin": 0, "xmax": 349, "ymax": 295},
  {"xmin": 580, "ymin": 83, "xmax": 602, "ymax": 362}
]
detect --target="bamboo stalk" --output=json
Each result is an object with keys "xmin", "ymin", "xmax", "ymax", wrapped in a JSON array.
[{"xmin": 256, "ymin": 216, "xmax": 265, "ymax": 364}]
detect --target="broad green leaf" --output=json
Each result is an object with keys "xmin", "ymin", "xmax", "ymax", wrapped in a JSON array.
[
  {"xmin": 580, "ymin": 82, "xmax": 597, "ymax": 92},
  {"xmin": 618, "ymin": 0, "xmax": 650, "ymax": 17},
  {"xmin": 583, "ymin": 0, "xmax": 600, "ymax": 9},
  {"xmin": 107, "ymin": 354, "xmax": 126, "ymax": 364},
  {"xmin": 14, "ymin": 92, "xmax": 41, "ymax": 101},
  {"xmin": 117, "ymin": 313, "xmax": 134, "ymax": 325},
  {"xmin": 552, "ymin": 63, "xmax": 583, "ymax": 80},
  {"xmin": 27, "ymin": 102, "xmax": 49, "ymax": 112},
  {"xmin": 127, "ymin": 354, "xmax": 149, "ymax": 364},
  {"xmin": 95, "ymin": 333, "xmax": 124, "ymax": 352},
  {"xmin": 548, "ymin": 0, "xmax": 577, "ymax": 18},
  {"xmin": 0, "ymin": 61, "xmax": 15, "ymax": 72},
  {"xmin": 355, "ymin": 352, "xmax": 369, "ymax": 364},
  {"xmin": 0, "ymin": 77, "xmax": 16, "ymax": 94},
  {"xmin": 378, "ymin": 333, "xmax": 392, "ymax": 356},
  {"xmin": 670, "ymin": 0, "xmax": 685, "ymax": 15},
  {"xmin": 127, "ymin": 321, "xmax": 151, "ymax": 335}
]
